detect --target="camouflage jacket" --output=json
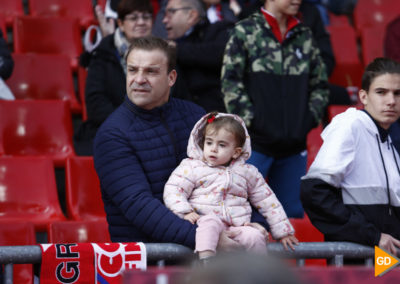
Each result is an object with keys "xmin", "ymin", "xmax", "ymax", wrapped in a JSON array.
[{"xmin": 221, "ymin": 11, "xmax": 329, "ymax": 157}]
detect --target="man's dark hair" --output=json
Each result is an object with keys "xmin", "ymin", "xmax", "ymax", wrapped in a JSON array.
[
  {"xmin": 125, "ymin": 36, "xmax": 177, "ymax": 72},
  {"xmin": 362, "ymin": 57, "xmax": 400, "ymax": 91},
  {"xmin": 117, "ymin": 0, "xmax": 153, "ymax": 21}
]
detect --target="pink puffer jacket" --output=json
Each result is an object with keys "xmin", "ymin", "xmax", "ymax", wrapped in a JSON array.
[{"xmin": 163, "ymin": 113, "xmax": 294, "ymax": 239}]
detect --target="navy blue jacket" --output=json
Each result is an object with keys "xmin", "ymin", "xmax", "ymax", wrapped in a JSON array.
[{"xmin": 93, "ymin": 97, "xmax": 205, "ymax": 248}]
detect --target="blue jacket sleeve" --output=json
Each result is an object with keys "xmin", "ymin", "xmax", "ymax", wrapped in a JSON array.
[{"xmin": 94, "ymin": 125, "xmax": 197, "ymax": 248}]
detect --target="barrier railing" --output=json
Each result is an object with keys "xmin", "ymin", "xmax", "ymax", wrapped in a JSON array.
[{"xmin": 0, "ymin": 242, "xmax": 375, "ymax": 283}]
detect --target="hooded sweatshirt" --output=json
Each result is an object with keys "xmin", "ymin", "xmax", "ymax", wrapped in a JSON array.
[
  {"xmin": 163, "ymin": 113, "xmax": 294, "ymax": 240},
  {"xmin": 301, "ymin": 108, "xmax": 400, "ymax": 246}
]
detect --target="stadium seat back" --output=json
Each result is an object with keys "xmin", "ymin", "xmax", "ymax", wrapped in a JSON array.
[
  {"xmin": 360, "ymin": 26, "xmax": 385, "ymax": 67},
  {"xmin": 48, "ymin": 220, "xmax": 111, "ymax": 243},
  {"xmin": 0, "ymin": 0, "xmax": 24, "ymax": 27},
  {"xmin": 29, "ymin": 0, "xmax": 95, "ymax": 29},
  {"xmin": 13, "ymin": 16, "xmax": 83, "ymax": 69},
  {"xmin": 327, "ymin": 105, "xmax": 352, "ymax": 122},
  {"xmin": 0, "ymin": 157, "xmax": 66, "ymax": 230},
  {"xmin": 327, "ymin": 25, "xmax": 363, "ymax": 87},
  {"xmin": 66, "ymin": 157, "xmax": 107, "ymax": 221},
  {"xmin": 0, "ymin": 221, "xmax": 36, "ymax": 284},
  {"xmin": 354, "ymin": 0, "xmax": 399, "ymax": 32},
  {"xmin": 0, "ymin": 100, "xmax": 75, "ymax": 166},
  {"xmin": 6, "ymin": 53, "xmax": 82, "ymax": 113},
  {"xmin": 306, "ymin": 125, "xmax": 323, "ymax": 170}
]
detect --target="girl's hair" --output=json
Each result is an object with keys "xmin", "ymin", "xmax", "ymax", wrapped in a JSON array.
[
  {"xmin": 200, "ymin": 112, "xmax": 246, "ymax": 148},
  {"xmin": 361, "ymin": 57, "xmax": 400, "ymax": 91}
]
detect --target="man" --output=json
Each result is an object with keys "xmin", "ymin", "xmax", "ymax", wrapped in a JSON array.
[
  {"xmin": 94, "ymin": 36, "xmax": 252, "ymax": 251},
  {"xmin": 93, "ymin": 36, "xmax": 205, "ymax": 247},
  {"xmin": 301, "ymin": 58, "xmax": 400, "ymax": 256},
  {"xmin": 162, "ymin": 0, "xmax": 232, "ymax": 112}
]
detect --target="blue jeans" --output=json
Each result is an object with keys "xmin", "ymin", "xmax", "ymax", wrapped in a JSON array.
[{"xmin": 248, "ymin": 150, "xmax": 307, "ymax": 218}]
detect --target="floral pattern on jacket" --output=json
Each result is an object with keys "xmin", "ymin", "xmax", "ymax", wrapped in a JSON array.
[{"xmin": 164, "ymin": 113, "xmax": 294, "ymax": 239}]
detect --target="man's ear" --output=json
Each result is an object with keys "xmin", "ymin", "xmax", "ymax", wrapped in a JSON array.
[
  {"xmin": 168, "ymin": 69, "xmax": 177, "ymax": 87},
  {"xmin": 233, "ymin": 147, "xmax": 242, "ymax": 159},
  {"xmin": 188, "ymin": 9, "xmax": 200, "ymax": 26},
  {"xmin": 359, "ymin": 89, "xmax": 368, "ymax": 106}
]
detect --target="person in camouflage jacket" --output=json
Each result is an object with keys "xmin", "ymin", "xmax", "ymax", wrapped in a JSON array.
[{"xmin": 220, "ymin": 0, "xmax": 329, "ymax": 218}]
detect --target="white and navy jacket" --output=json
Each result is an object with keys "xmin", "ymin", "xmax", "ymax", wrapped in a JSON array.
[{"xmin": 301, "ymin": 108, "xmax": 400, "ymax": 247}]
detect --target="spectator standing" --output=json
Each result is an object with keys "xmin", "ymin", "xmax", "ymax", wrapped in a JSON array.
[
  {"xmin": 162, "ymin": 0, "xmax": 233, "ymax": 112},
  {"xmin": 301, "ymin": 58, "xmax": 400, "ymax": 256},
  {"xmin": 75, "ymin": 0, "xmax": 154, "ymax": 155},
  {"xmin": 221, "ymin": 0, "xmax": 329, "ymax": 218}
]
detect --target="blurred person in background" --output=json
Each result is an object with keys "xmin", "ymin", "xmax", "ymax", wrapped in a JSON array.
[
  {"xmin": 75, "ymin": 0, "xmax": 154, "ymax": 156},
  {"xmin": 162, "ymin": 0, "xmax": 233, "ymax": 112}
]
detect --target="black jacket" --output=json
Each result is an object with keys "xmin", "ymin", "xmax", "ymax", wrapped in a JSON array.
[
  {"xmin": 171, "ymin": 19, "xmax": 233, "ymax": 112},
  {"xmin": 75, "ymin": 34, "xmax": 126, "ymax": 155}
]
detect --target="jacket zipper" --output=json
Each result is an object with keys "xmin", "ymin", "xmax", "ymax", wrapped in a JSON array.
[{"xmin": 376, "ymin": 134, "xmax": 392, "ymax": 215}]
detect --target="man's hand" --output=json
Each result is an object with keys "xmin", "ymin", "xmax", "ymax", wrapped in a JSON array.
[
  {"xmin": 183, "ymin": 212, "xmax": 200, "ymax": 224},
  {"xmin": 379, "ymin": 233, "xmax": 400, "ymax": 256},
  {"xmin": 279, "ymin": 235, "xmax": 299, "ymax": 251},
  {"xmin": 217, "ymin": 230, "xmax": 243, "ymax": 251},
  {"xmin": 244, "ymin": 222, "xmax": 269, "ymax": 242},
  {"xmin": 95, "ymin": 5, "xmax": 116, "ymax": 36}
]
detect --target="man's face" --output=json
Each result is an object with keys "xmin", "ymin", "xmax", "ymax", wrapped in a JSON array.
[
  {"xmin": 163, "ymin": 0, "xmax": 194, "ymax": 40},
  {"xmin": 118, "ymin": 11, "xmax": 153, "ymax": 41},
  {"xmin": 266, "ymin": 0, "xmax": 302, "ymax": 17},
  {"xmin": 360, "ymin": 73, "xmax": 400, "ymax": 129},
  {"xmin": 126, "ymin": 49, "xmax": 177, "ymax": 110}
]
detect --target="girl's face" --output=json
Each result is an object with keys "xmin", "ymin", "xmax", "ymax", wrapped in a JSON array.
[
  {"xmin": 359, "ymin": 73, "xmax": 400, "ymax": 130},
  {"xmin": 265, "ymin": 0, "xmax": 302, "ymax": 17},
  {"xmin": 203, "ymin": 127, "xmax": 242, "ymax": 166}
]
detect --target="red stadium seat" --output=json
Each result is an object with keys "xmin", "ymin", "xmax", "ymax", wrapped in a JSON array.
[
  {"xmin": 6, "ymin": 53, "xmax": 82, "ymax": 114},
  {"xmin": 47, "ymin": 220, "xmax": 110, "ymax": 243},
  {"xmin": 327, "ymin": 105, "xmax": 352, "ymax": 122},
  {"xmin": 306, "ymin": 124, "xmax": 323, "ymax": 170},
  {"xmin": 29, "ymin": 0, "xmax": 96, "ymax": 29},
  {"xmin": 13, "ymin": 16, "xmax": 83, "ymax": 70},
  {"xmin": 327, "ymin": 25, "xmax": 363, "ymax": 88},
  {"xmin": 353, "ymin": 0, "xmax": 399, "ymax": 33},
  {"xmin": 359, "ymin": 26, "xmax": 385, "ymax": 67},
  {"xmin": 0, "ymin": 157, "xmax": 66, "ymax": 231},
  {"xmin": 328, "ymin": 13, "xmax": 351, "ymax": 27},
  {"xmin": 65, "ymin": 157, "xmax": 107, "ymax": 221},
  {"xmin": 0, "ymin": 100, "xmax": 75, "ymax": 167},
  {"xmin": 0, "ymin": 221, "xmax": 36, "ymax": 284},
  {"xmin": 0, "ymin": 0, "xmax": 24, "ymax": 27}
]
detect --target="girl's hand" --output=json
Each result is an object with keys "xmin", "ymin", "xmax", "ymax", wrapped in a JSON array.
[
  {"xmin": 280, "ymin": 235, "xmax": 299, "ymax": 251},
  {"xmin": 184, "ymin": 212, "xmax": 200, "ymax": 224}
]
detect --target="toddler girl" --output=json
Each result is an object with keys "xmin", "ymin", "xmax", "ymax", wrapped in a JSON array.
[{"xmin": 164, "ymin": 112, "xmax": 298, "ymax": 260}]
